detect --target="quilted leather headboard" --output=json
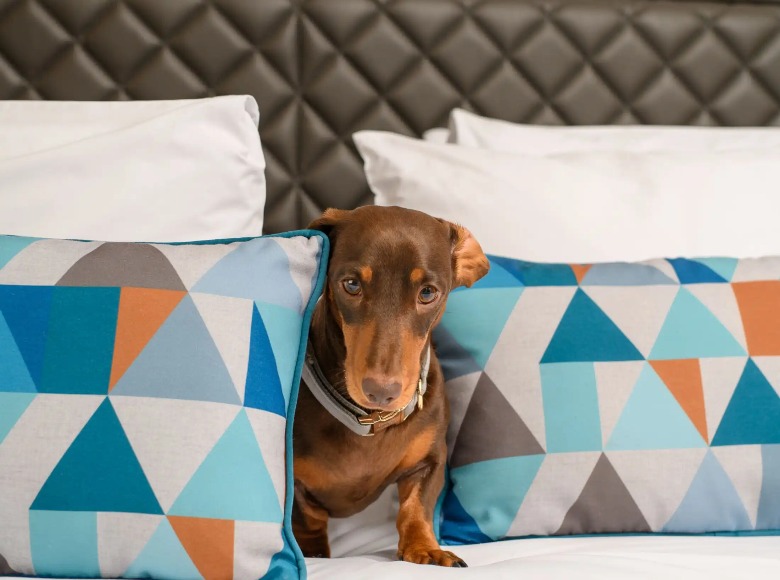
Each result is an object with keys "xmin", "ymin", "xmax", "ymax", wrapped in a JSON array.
[{"xmin": 2, "ymin": 0, "xmax": 780, "ymax": 232}]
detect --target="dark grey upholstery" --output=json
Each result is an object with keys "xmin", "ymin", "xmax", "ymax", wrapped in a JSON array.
[{"xmin": 2, "ymin": 0, "xmax": 780, "ymax": 231}]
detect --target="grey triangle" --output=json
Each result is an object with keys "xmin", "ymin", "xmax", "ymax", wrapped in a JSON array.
[
  {"xmin": 0, "ymin": 552, "xmax": 18, "ymax": 575},
  {"xmin": 57, "ymin": 243, "xmax": 185, "ymax": 290},
  {"xmin": 450, "ymin": 373, "xmax": 544, "ymax": 469},
  {"xmin": 556, "ymin": 454, "xmax": 651, "ymax": 535}
]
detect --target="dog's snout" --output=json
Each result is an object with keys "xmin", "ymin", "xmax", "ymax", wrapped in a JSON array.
[{"xmin": 361, "ymin": 377, "xmax": 402, "ymax": 407}]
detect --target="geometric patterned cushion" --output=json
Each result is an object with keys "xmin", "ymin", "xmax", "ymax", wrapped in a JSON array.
[
  {"xmin": 0, "ymin": 232, "xmax": 328, "ymax": 579},
  {"xmin": 434, "ymin": 255, "xmax": 780, "ymax": 544}
]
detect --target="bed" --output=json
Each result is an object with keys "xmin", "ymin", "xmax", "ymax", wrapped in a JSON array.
[{"xmin": 2, "ymin": 0, "xmax": 780, "ymax": 577}]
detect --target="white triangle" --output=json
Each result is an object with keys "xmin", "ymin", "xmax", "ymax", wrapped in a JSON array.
[
  {"xmin": 607, "ymin": 448, "xmax": 707, "ymax": 530},
  {"xmin": 686, "ymin": 284, "xmax": 747, "ymax": 351},
  {"xmin": 111, "ymin": 396, "xmax": 240, "ymax": 511},
  {"xmin": 507, "ymin": 452, "xmax": 601, "ymax": 537},
  {"xmin": 190, "ymin": 292, "xmax": 254, "ymax": 402},
  {"xmin": 97, "ymin": 513, "xmax": 161, "ymax": 577},
  {"xmin": 444, "ymin": 371, "xmax": 481, "ymax": 460},
  {"xmin": 700, "ymin": 357, "xmax": 747, "ymax": 443},
  {"xmin": 486, "ymin": 286, "xmax": 577, "ymax": 451},
  {"xmin": 234, "ymin": 521, "xmax": 283, "ymax": 580},
  {"xmin": 752, "ymin": 356, "xmax": 780, "ymax": 398},
  {"xmin": 0, "ymin": 394, "xmax": 103, "ymax": 572},
  {"xmin": 732, "ymin": 258, "xmax": 780, "ymax": 282},
  {"xmin": 711, "ymin": 445, "xmax": 763, "ymax": 528},
  {"xmin": 0, "ymin": 240, "xmax": 102, "ymax": 285},
  {"xmin": 244, "ymin": 407, "xmax": 287, "ymax": 508},
  {"xmin": 154, "ymin": 242, "xmax": 238, "ymax": 290},
  {"xmin": 584, "ymin": 285, "xmax": 678, "ymax": 357},
  {"xmin": 595, "ymin": 361, "xmax": 645, "ymax": 446}
]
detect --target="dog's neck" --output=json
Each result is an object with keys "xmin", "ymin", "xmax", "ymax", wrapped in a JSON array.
[{"xmin": 309, "ymin": 297, "xmax": 352, "ymax": 401}]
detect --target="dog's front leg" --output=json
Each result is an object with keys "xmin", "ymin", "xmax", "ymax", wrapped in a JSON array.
[
  {"xmin": 292, "ymin": 481, "xmax": 330, "ymax": 558},
  {"xmin": 396, "ymin": 456, "xmax": 466, "ymax": 567}
]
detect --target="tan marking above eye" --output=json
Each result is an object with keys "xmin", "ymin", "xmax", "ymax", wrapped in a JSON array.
[
  {"xmin": 410, "ymin": 268, "xmax": 424, "ymax": 284},
  {"xmin": 360, "ymin": 266, "xmax": 373, "ymax": 283}
]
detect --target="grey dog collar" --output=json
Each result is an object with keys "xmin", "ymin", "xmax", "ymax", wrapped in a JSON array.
[{"xmin": 301, "ymin": 342, "xmax": 431, "ymax": 436}]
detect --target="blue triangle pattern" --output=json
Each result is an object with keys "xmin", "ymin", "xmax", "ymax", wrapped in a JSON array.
[
  {"xmin": 253, "ymin": 302, "xmax": 303, "ymax": 410},
  {"xmin": 581, "ymin": 262, "xmax": 677, "ymax": 285},
  {"xmin": 438, "ymin": 488, "xmax": 493, "ymax": 545},
  {"xmin": 123, "ymin": 518, "xmax": 199, "ymax": 580},
  {"xmin": 168, "ymin": 409, "xmax": 282, "ymax": 522},
  {"xmin": 650, "ymin": 288, "xmax": 745, "ymax": 360},
  {"xmin": 663, "ymin": 451, "xmax": 752, "ymax": 532},
  {"xmin": 757, "ymin": 445, "xmax": 780, "ymax": 529},
  {"xmin": 542, "ymin": 289, "xmax": 643, "ymax": 363},
  {"xmin": 0, "ymin": 285, "xmax": 52, "ymax": 388},
  {"xmin": 29, "ymin": 510, "xmax": 99, "ymax": 578},
  {"xmin": 711, "ymin": 359, "xmax": 780, "ymax": 446},
  {"xmin": 0, "ymin": 310, "xmax": 36, "ymax": 393},
  {"xmin": 112, "ymin": 295, "xmax": 240, "ymax": 405},
  {"xmin": 0, "ymin": 392, "xmax": 35, "ymax": 443},
  {"xmin": 192, "ymin": 237, "xmax": 303, "ymax": 312},
  {"xmin": 669, "ymin": 258, "xmax": 727, "ymax": 284},
  {"xmin": 693, "ymin": 258, "xmax": 738, "ymax": 281},
  {"xmin": 449, "ymin": 455, "xmax": 544, "ymax": 540},
  {"xmin": 0, "ymin": 236, "xmax": 38, "ymax": 270},
  {"xmin": 31, "ymin": 398, "xmax": 162, "ymax": 514},
  {"xmin": 440, "ymin": 287, "xmax": 523, "ymax": 368},
  {"xmin": 606, "ymin": 364, "xmax": 706, "ymax": 450},
  {"xmin": 244, "ymin": 305, "xmax": 286, "ymax": 417},
  {"xmin": 458, "ymin": 257, "xmax": 523, "ymax": 292},
  {"xmin": 489, "ymin": 255, "xmax": 577, "ymax": 286}
]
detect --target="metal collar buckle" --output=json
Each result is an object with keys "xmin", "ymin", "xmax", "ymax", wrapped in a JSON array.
[{"xmin": 358, "ymin": 408, "xmax": 402, "ymax": 426}]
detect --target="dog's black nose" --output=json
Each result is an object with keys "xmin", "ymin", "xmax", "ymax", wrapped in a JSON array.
[{"xmin": 362, "ymin": 377, "xmax": 402, "ymax": 407}]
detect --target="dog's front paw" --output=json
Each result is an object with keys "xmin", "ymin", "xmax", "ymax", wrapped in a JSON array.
[{"xmin": 398, "ymin": 547, "xmax": 467, "ymax": 567}]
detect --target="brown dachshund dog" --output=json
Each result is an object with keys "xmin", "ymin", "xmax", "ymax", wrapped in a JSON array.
[{"xmin": 292, "ymin": 205, "xmax": 489, "ymax": 567}]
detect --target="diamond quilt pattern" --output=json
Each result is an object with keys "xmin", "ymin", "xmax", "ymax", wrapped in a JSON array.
[{"xmin": 2, "ymin": 0, "xmax": 780, "ymax": 232}]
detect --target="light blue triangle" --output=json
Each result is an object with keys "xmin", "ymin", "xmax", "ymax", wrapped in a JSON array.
[
  {"xmin": 0, "ymin": 311, "xmax": 36, "ymax": 393},
  {"xmin": 450, "ymin": 454, "xmax": 544, "ymax": 540},
  {"xmin": 168, "ymin": 409, "xmax": 282, "ymax": 522},
  {"xmin": 192, "ymin": 237, "xmax": 303, "ymax": 312},
  {"xmin": 0, "ymin": 236, "xmax": 38, "ymax": 270},
  {"xmin": 757, "ymin": 444, "xmax": 780, "ymax": 529},
  {"xmin": 663, "ymin": 451, "xmax": 752, "ymax": 532},
  {"xmin": 123, "ymin": 518, "xmax": 199, "ymax": 580},
  {"xmin": 693, "ymin": 258, "xmax": 738, "ymax": 282},
  {"xmin": 112, "ymin": 295, "xmax": 240, "ymax": 405},
  {"xmin": 649, "ymin": 288, "xmax": 745, "ymax": 360},
  {"xmin": 0, "ymin": 393, "xmax": 35, "ymax": 443},
  {"xmin": 606, "ymin": 364, "xmax": 706, "ymax": 450},
  {"xmin": 30, "ymin": 510, "xmax": 99, "ymax": 578},
  {"xmin": 440, "ymin": 287, "xmax": 523, "ymax": 368},
  {"xmin": 254, "ymin": 302, "xmax": 304, "ymax": 409}
]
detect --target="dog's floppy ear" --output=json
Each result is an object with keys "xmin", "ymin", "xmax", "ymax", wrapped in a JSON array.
[
  {"xmin": 308, "ymin": 208, "xmax": 351, "ymax": 238},
  {"xmin": 439, "ymin": 219, "xmax": 490, "ymax": 288}
]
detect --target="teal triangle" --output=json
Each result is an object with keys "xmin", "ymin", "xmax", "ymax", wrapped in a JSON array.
[
  {"xmin": 541, "ymin": 288, "xmax": 643, "ymax": 363},
  {"xmin": 123, "ymin": 518, "xmax": 199, "ymax": 580},
  {"xmin": 711, "ymin": 359, "xmax": 780, "ymax": 446},
  {"xmin": 449, "ymin": 455, "xmax": 544, "ymax": 540},
  {"xmin": 112, "ymin": 294, "xmax": 240, "ymax": 405},
  {"xmin": 440, "ymin": 287, "xmax": 523, "ymax": 368},
  {"xmin": 254, "ymin": 302, "xmax": 303, "ymax": 410},
  {"xmin": 0, "ymin": 310, "xmax": 36, "ymax": 393},
  {"xmin": 244, "ymin": 305, "xmax": 286, "ymax": 417},
  {"xmin": 455, "ymin": 258, "xmax": 523, "ymax": 292},
  {"xmin": 693, "ymin": 258, "xmax": 738, "ymax": 282},
  {"xmin": 31, "ymin": 398, "xmax": 163, "ymax": 514},
  {"xmin": 663, "ymin": 451, "xmax": 752, "ymax": 532},
  {"xmin": 649, "ymin": 288, "xmax": 745, "ymax": 360},
  {"xmin": 606, "ymin": 364, "xmax": 706, "ymax": 450},
  {"xmin": 0, "ymin": 393, "xmax": 35, "ymax": 443},
  {"xmin": 168, "ymin": 409, "xmax": 282, "ymax": 522},
  {"xmin": 0, "ymin": 236, "xmax": 38, "ymax": 270}
]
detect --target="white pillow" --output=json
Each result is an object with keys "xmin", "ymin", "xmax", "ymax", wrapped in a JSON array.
[
  {"xmin": 0, "ymin": 96, "xmax": 265, "ymax": 241},
  {"xmin": 450, "ymin": 108, "xmax": 780, "ymax": 154},
  {"xmin": 354, "ymin": 130, "xmax": 780, "ymax": 263},
  {"xmin": 422, "ymin": 127, "xmax": 450, "ymax": 144}
]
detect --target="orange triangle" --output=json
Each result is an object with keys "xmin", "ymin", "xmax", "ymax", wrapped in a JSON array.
[
  {"xmin": 109, "ymin": 288, "xmax": 186, "ymax": 390},
  {"xmin": 649, "ymin": 359, "xmax": 708, "ymax": 441},
  {"xmin": 168, "ymin": 516, "xmax": 234, "ymax": 580},
  {"xmin": 570, "ymin": 264, "xmax": 592, "ymax": 285}
]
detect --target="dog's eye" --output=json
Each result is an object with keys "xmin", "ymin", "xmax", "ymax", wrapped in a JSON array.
[
  {"xmin": 418, "ymin": 286, "xmax": 438, "ymax": 304},
  {"xmin": 342, "ymin": 278, "xmax": 362, "ymax": 296}
]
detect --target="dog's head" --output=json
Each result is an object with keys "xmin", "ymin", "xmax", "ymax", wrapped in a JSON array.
[{"xmin": 309, "ymin": 206, "xmax": 489, "ymax": 412}]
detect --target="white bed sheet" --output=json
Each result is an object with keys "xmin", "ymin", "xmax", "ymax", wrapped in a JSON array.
[{"xmin": 312, "ymin": 525, "xmax": 780, "ymax": 580}]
